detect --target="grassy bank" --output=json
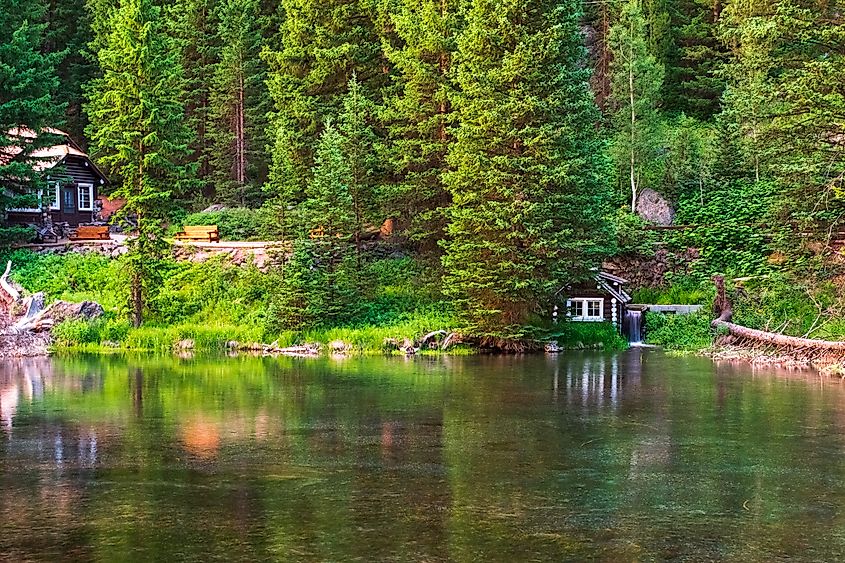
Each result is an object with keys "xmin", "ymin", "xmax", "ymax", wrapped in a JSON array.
[
  {"xmin": 2, "ymin": 249, "xmax": 633, "ymax": 355},
  {"xmin": 4, "ymin": 249, "xmax": 461, "ymax": 354}
]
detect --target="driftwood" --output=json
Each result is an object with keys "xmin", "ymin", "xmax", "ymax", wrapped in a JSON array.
[{"xmin": 0, "ymin": 260, "xmax": 20, "ymax": 305}]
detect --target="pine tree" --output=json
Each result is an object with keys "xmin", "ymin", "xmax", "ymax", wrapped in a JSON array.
[
  {"xmin": 377, "ymin": 0, "xmax": 464, "ymax": 252},
  {"xmin": 442, "ymin": 0, "xmax": 614, "ymax": 342},
  {"xmin": 86, "ymin": 0, "xmax": 194, "ymax": 326},
  {"xmin": 170, "ymin": 0, "xmax": 217, "ymax": 202},
  {"xmin": 278, "ymin": 121, "xmax": 358, "ymax": 328},
  {"xmin": 44, "ymin": 0, "xmax": 97, "ymax": 142},
  {"xmin": 264, "ymin": 0, "xmax": 384, "ymax": 196},
  {"xmin": 338, "ymin": 75, "xmax": 378, "ymax": 261},
  {"xmin": 0, "ymin": 0, "xmax": 63, "ymax": 213},
  {"xmin": 608, "ymin": 0, "xmax": 665, "ymax": 212},
  {"xmin": 663, "ymin": 0, "xmax": 727, "ymax": 118},
  {"xmin": 207, "ymin": 0, "xmax": 269, "ymax": 206}
]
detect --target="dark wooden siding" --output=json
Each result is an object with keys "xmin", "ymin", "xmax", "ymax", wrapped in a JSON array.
[{"xmin": 7, "ymin": 155, "xmax": 102, "ymax": 226}]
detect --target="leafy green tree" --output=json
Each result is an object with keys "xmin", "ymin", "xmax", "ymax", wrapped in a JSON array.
[
  {"xmin": 377, "ymin": 0, "xmax": 464, "ymax": 252},
  {"xmin": 86, "ymin": 0, "xmax": 194, "ymax": 326},
  {"xmin": 441, "ymin": 0, "xmax": 614, "ymax": 342},
  {"xmin": 0, "ymin": 0, "xmax": 63, "ymax": 218},
  {"xmin": 608, "ymin": 0, "xmax": 666, "ymax": 212},
  {"xmin": 207, "ymin": 0, "xmax": 269, "ymax": 206}
]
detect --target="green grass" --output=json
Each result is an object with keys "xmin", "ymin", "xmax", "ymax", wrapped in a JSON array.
[
  {"xmin": 553, "ymin": 321, "xmax": 628, "ymax": 351},
  {"xmin": 643, "ymin": 310, "xmax": 715, "ymax": 351}
]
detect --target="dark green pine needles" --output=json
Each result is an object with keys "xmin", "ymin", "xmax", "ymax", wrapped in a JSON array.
[{"xmin": 441, "ymin": 0, "xmax": 614, "ymax": 342}]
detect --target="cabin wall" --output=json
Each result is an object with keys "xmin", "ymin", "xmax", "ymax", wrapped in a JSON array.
[
  {"xmin": 566, "ymin": 286, "xmax": 626, "ymax": 332},
  {"xmin": 6, "ymin": 156, "xmax": 102, "ymax": 227}
]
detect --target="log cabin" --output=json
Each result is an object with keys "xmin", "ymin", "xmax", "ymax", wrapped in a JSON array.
[
  {"xmin": 556, "ymin": 271, "xmax": 633, "ymax": 334},
  {"xmin": 2, "ymin": 128, "xmax": 108, "ymax": 226}
]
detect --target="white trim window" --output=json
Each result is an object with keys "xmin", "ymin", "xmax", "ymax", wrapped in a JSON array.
[
  {"xmin": 44, "ymin": 182, "xmax": 60, "ymax": 210},
  {"xmin": 77, "ymin": 183, "xmax": 94, "ymax": 211},
  {"xmin": 8, "ymin": 182, "xmax": 61, "ymax": 212},
  {"xmin": 568, "ymin": 298, "xmax": 604, "ymax": 321}
]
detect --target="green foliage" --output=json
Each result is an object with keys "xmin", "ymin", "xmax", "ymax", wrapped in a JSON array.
[
  {"xmin": 182, "ymin": 207, "xmax": 271, "ymax": 241},
  {"xmin": 0, "ymin": 0, "xmax": 64, "ymax": 206},
  {"xmin": 608, "ymin": 0, "xmax": 666, "ymax": 211},
  {"xmin": 672, "ymin": 179, "xmax": 778, "ymax": 276},
  {"xmin": 613, "ymin": 208, "xmax": 658, "ymax": 256},
  {"xmin": 632, "ymin": 277, "xmax": 712, "ymax": 305},
  {"xmin": 555, "ymin": 321, "xmax": 628, "ymax": 351},
  {"xmin": 644, "ymin": 310, "xmax": 713, "ymax": 350},
  {"xmin": 441, "ymin": 0, "xmax": 614, "ymax": 341}
]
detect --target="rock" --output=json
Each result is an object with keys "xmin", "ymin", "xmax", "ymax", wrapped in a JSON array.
[
  {"xmin": 544, "ymin": 341, "xmax": 561, "ymax": 354},
  {"xmin": 330, "ymin": 340, "xmax": 348, "ymax": 352},
  {"xmin": 102, "ymin": 340, "xmax": 121, "ymax": 348},
  {"xmin": 225, "ymin": 340, "xmax": 239, "ymax": 349},
  {"xmin": 201, "ymin": 204, "xmax": 227, "ymax": 213},
  {"xmin": 636, "ymin": 188, "xmax": 675, "ymax": 226},
  {"xmin": 174, "ymin": 339, "xmax": 195, "ymax": 350}
]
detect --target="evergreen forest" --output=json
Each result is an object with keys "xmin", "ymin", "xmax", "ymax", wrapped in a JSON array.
[{"xmin": 1, "ymin": 0, "xmax": 845, "ymax": 350}]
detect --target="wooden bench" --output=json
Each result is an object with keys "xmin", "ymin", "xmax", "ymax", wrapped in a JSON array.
[
  {"xmin": 69, "ymin": 225, "xmax": 110, "ymax": 241},
  {"xmin": 174, "ymin": 225, "xmax": 220, "ymax": 243}
]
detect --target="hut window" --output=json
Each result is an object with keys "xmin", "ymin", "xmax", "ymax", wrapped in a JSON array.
[
  {"xmin": 569, "ymin": 298, "xmax": 604, "ymax": 321},
  {"xmin": 78, "ymin": 183, "xmax": 94, "ymax": 211},
  {"xmin": 44, "ymin": 182, "xmax": 60, "ymax": 210}
]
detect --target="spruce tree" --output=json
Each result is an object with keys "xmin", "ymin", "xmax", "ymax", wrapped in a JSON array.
[
  {"xmin": 608, "ymin": 0, "xmax": 665, "ymax": 212},
  {"xmin": 378, "ymin": 0, "xmax": 464, "ymax": 252},
  {"xmin": 0, "ymin": 0, "xmax": 63, "ymax": 214},
  {"xmin": 44, "ymin": 0, "xmax": 97, "ymax": 142},
  {"xmin": 207, "ymin": 0, "xmax": 269, "ymax": 206},
  {"xmin": 86, "ymin": 0, "xmax": 193, "ymax": 326},
  {"xmin": 338, "ymin": 75, "xmax": 378, "ymax": 262},
  {"xmin": 264, "ymin": 0, "xmax": 384, "ymax": 196},
  {"xmin": 442, "ymin": 0, "xmax": 614, "ymax": 342},
  {"xmin": 279, "ymin": 122, "xmax": 357, "ymax": 328}
]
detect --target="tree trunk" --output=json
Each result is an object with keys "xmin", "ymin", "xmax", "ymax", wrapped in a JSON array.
[{"xmin": 131, "ymin": 269, "xmax": 143, "ymax": 328}]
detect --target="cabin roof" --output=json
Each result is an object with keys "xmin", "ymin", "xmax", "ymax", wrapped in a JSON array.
[{"xmin": 0, "ymin": 128, "xmax": 108, "ymax": 184}]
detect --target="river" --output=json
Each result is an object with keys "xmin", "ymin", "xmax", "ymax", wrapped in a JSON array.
[{"xmin": 1, "ymin": 351, "xmax": 844, "ymax": 561}]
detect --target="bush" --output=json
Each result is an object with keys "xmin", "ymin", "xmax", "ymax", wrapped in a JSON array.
[
  {"xmin": 554, "ymin": 321, "xmax": 628, "ymax": 350},
  {"xmin": 644, "ymin": 310, "xmax": 713, "ymax": 350},
  {"xmin": 181, "ymin": 207, "xmax": 271, "ymax": 241}
]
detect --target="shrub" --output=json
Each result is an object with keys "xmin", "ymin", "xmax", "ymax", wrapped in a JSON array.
[
  {"xmin": 554, "ymin": 321, "xmax": 628, "ymax": 350},
  {"xmin": 181, "ymin": 207, "xmax": 271, "ymax": 241},
  {"xmin": 644, "ymin": 310, "xmax": 713, "ymax": 350}
]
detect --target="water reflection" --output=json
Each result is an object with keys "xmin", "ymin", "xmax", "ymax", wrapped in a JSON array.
[{"xmin": 0, "ymin": 352, "xmax": 844, "ymax": 561}]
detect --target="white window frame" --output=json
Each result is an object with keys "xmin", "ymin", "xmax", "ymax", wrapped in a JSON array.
[
  {"xmin": 77, "ymin": 183, "xmax": 94, "ymax": 211},
  {"xmin": 45, "ymin": 181, "xmax": 60, "ymax": 210},
  {"xmin": 568, "ymin": 298, "xmax": 604, "ymax": 322}
]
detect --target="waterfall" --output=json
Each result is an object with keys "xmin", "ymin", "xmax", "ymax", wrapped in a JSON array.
[{"xmin": 624, "ymin": 310, "xmax": 643, "ymax": 344}]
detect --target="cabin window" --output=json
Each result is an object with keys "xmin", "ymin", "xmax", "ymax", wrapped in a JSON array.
[
  {"xmin": 8, "ymin": 182, "xmax": 60, "ymax": 212},
  {"xmin": 569, "ymin": 298, "xmax": 604, "ymax": 321},
  {"xmin": 78, "ymin": 183, "xmax": 94, "ymax": 211},
  {"xmin": 44, "ymin": 182, "xmax": 60, "ymax": 210}
]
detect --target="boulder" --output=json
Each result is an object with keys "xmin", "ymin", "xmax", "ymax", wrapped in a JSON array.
[{"xmin": 636, "ymin": 188, "xmax": 675, "ymax": 226}]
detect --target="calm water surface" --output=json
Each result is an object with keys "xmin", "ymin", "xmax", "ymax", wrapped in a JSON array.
[{"xmin": 1, "ymin": 351, "xmax": 844, "ymax": 562}]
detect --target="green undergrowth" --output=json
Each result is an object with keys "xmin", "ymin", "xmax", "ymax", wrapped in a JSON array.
[
  {"xmin": 4, "ymin": 249, "xmax": 461, "ymax": 354},
  {"xmin": 553, "ymin": 321, "xmax": 628, "ymax": 351},
  {"xmin": 644, "ymin": 309, "xmax": 715, "ymax": 351}
]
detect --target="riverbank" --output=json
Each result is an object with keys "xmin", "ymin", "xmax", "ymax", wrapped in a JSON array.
[{"xmin": 3, "ymin": 249, "xmax": 629, "ymax": 356}]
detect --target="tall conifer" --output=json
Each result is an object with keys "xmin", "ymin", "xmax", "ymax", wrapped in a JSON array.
[
  {"xmin": 0, "ymin": 0, "xmax": 63, "ymax": 214},
  {"xmin": 378, "ymin": 0, "xmax": 464, "ymax": 251},
  {"xmin": 442, "ymin": 0, "xmax": 614, "ymax": 342},
  {"xmin": 86, "ymin": 0, "xmax": 193, "ymax": 326}
]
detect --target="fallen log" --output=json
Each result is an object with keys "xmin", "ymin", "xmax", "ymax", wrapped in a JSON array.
[{"xmin": 712, "ymin": 320, "xmax": 845, "ymax": 352}]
